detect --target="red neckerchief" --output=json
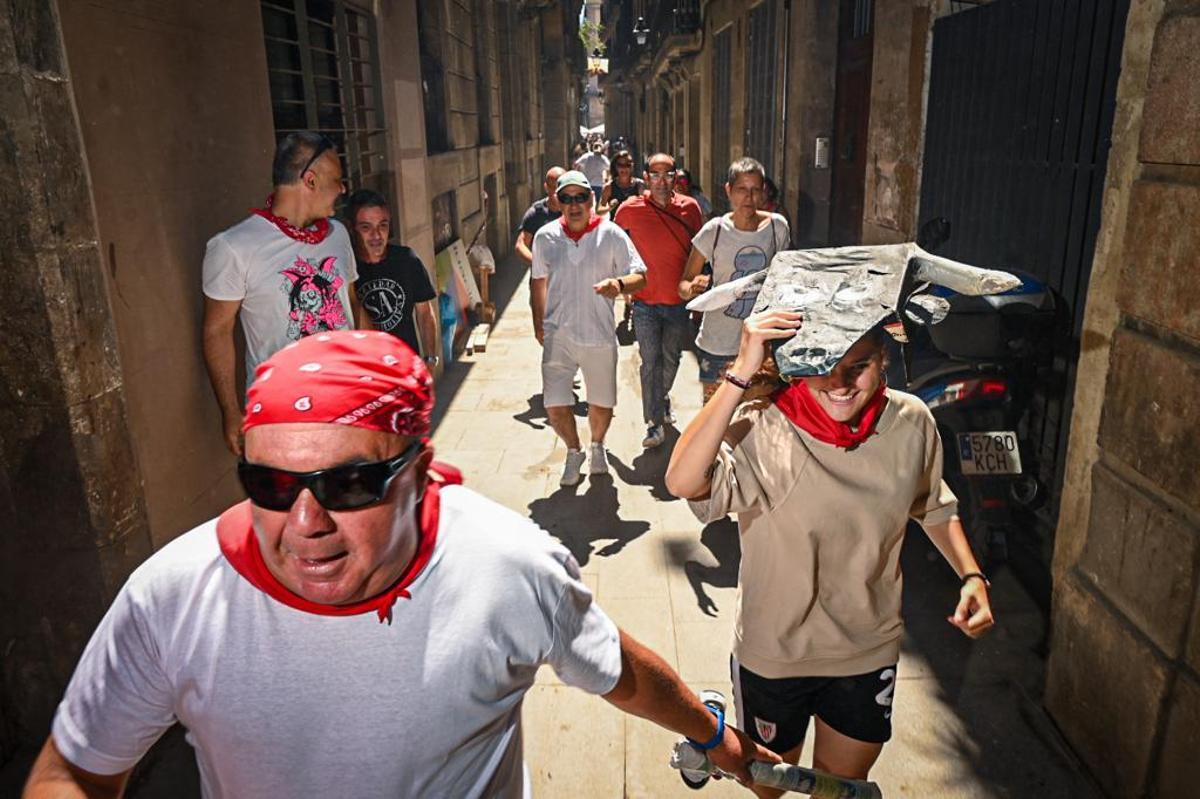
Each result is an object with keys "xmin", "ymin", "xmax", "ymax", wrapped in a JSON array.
[
  {"xmin": 251, "ymin": 193, "xmax": 332, "ymax": 245},
  {"xmin": 216, "ymin": 462, "xmax": 463, "ymax": 624},
  {"xmin": 560, "ymin": 214, "xmax": 603, "ymax": 242},
  {"xmin": 773, "ymin": 382, "xmax": 888, "ymax": 450}
]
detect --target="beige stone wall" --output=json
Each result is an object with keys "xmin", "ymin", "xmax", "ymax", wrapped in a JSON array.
[
  {"xmin": 861, "ymin": 0, "xmax": 934, "ymax": 245},
  {"xmin": 1045, "ymin": 0, "xmax": 1200, "ymax": 794},
  {"xmin": 57, "ymin": 0, "xmax": 275, "ymax": 546}
]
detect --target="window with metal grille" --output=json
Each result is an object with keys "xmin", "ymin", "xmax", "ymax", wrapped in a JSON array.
[
  {"xmin": 260, "ymin": 0, "xmax": 389, "ymax": 191},
  {"xmin": 711, "ymin": 25, "xmax": 732, "ymax": 212},
  {"xmin": 745, "ymin": 1, "xmax": 778, "ymax": 174}
]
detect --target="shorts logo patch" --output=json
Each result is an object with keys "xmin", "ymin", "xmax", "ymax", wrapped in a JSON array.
[
  {"xmin": 875, "ymin": 668, "xmax": 897, "ymax": 720},
  {"xmin": 754, "ymin": 716, "xmax": 777, "ymax": 743}
]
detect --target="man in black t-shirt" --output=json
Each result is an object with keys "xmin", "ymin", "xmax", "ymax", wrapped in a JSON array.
[
  {"xmin": 345, "ymin": 190, "xmax": 439, "ymax": 365},
  {"xmin": 514, "ymin": 166, "xmax": 565, "ymax": 266}
]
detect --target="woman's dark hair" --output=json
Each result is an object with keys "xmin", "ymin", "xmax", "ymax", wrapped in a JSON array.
[
  {"xmin": 613, "ymin": 149, "xmax": 634, "ymax": 166},
  {"xmin": 272, "ymin": 131, "xmax": 334, "ymax": 187},
  {"xmin": 343, "ymin": 189, "xmax": 390, "ymax": 226},
  {"xmin": 764, "ymin": 177, "xmax": 780, "ymax": 202}
]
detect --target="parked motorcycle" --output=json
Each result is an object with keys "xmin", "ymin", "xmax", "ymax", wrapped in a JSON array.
[{"xmin": 900, "ymin": 220, "xmax": 1058, "ymax": 566}]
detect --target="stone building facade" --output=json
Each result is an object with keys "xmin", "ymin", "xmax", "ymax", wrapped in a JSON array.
[
  {"xmin": 0, "ymin": 0, "xmax": 582, "ymax": 785},
  {"xmin": 1045, "ymin": 1, "xmax": 1200, "ymax": 795}
]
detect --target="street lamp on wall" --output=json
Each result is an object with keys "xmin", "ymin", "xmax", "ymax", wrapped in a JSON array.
[{"xmin": 633, "ymin": 16, "xmax": 649, "ymax": 46}]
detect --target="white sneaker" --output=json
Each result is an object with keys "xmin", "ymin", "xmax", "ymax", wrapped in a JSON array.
[
  {"xmin": 642, "ymin": 424, "xmax": 665, "ymax": 448},
  {"xmin": 560, "ymin": 449, "xmax": 586, "ymax": 486},
  {"xmin": 587, "ymin": 442, "xmax": 609, "ymax": 475}
]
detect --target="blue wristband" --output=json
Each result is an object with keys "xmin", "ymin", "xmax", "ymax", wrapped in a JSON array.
[{"xmin": 688, "ymin": 704, "xmax": 725, "ymax": 751}]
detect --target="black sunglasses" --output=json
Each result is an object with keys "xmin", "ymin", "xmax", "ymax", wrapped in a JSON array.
[
  {"xmin": 557, "ymin": 191, "xmax": 592, "ymax": 205},
  {"xmin": 237, "ymin": 441, "xmax": 424, "ymax": 512},
  {"xmin": 298, "ymin": 135, "xmax": 336, "ymax": 178}
]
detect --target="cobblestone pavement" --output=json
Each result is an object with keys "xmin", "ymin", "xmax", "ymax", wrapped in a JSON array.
[{"xmin": 431, "ymin": 255, "xmax": 1099, "ymax": 799}]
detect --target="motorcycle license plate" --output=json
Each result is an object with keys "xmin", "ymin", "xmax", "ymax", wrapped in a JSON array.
[{"xmin": 958, "ymin": 432, "xmax": 1022, "ymax": 475}]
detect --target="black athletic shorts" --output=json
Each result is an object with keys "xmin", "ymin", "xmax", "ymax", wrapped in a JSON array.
[{"xmin": 732, "ymin": 658, "xmax": 897, "ymax": 752}]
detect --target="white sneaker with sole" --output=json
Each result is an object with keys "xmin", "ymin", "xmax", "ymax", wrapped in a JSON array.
[
  {"xmin": 587, "ymin": 442, "xmax": 609, "ymax": 475},
  {"xmin": 560, "ymin": 449, "xmax": 586, "ymax": 486},
  {"xmin": 642, "ymin": 424, "xmax": 665, "ymax": 448}
]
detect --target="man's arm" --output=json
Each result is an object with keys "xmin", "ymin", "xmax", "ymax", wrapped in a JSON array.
[
  {"xmin": 348, "ymin": 282, "xmax": 373, "ymax": 330},
  {"xmin": 23, "ymin": 737, "xmax": 130, "ymax": 799},
  {"xmin": 201, "ymin": 296, "xmax": 244, "ymax": 457},
  {"xmin": 604, "ymin": 630, "xmax": 778, "ymax": 786},
  {"xmin": 415, "ymin": 300, "xmax": 439, "ymax": 360},
  {"xmin": 515, "ymin": 230, "xmax": 535, "ymax": 265},
  {"xmin": 530, "ymin": 277, "xmax": 547, "ymax": 345}
]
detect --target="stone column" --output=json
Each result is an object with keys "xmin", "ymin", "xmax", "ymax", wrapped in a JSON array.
[{"xmin": 0, "ymin": 0, "xmax": 152, "ymax": 769}]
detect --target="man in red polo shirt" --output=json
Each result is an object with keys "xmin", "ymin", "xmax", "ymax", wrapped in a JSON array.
[{"xmin": 614, "ymin": 153, "xmax": 703, "ymax": 448}]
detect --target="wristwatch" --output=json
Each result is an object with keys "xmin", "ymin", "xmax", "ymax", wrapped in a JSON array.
[{"xmin": 615, "ymin": 276, "xmax": 626, "ymax": 292}]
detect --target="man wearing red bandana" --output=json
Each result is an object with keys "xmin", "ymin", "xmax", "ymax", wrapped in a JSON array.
[
  {"xmin": 26, "ymin": 332, "xmax": 777, "ymax": 798},
  {"xmin": 530, "ymin": 170, "xmax": 648, "ymax": 487},
  {"xmin": 202, "ymin": 131, "xmax": 365, "ymax": 458}
]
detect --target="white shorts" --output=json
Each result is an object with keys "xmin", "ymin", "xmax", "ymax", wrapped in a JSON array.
[{"xmin": 541, "ymin": 335, "xmax": 618, "ymax": 409}]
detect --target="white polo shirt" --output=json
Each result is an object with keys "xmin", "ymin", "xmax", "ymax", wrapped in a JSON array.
[{"xmin": 531, "ymin": 218, "xmax": 646, "ymax": 347}]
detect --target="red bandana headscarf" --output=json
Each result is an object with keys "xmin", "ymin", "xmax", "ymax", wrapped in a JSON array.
[
  {"xmin": 220, "ymin": 330, "xmax": 461, "ymax": 623},
  {"xmin": 773, "ymin": 380, "xmax": 888, "ymax": 450}
]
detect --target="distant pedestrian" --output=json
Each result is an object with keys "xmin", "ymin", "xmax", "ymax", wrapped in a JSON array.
[
  {"xmin": 530, "ymin": 171, "xmax": 647, "ymax": 486},
  {"xmin": 613, "ymin": 153, "xmax": 703, "ymax": 448},
  {"xmin": 762, "ymin": 177, "xmax": 793, "ymax": 235},
  {"xmin": 514, "ymin": 166, "xmax": 565, "ymax": 266},
  {"xmin": 676, "ymin": 168, "xmax": 713, "ymax": 222},
  {"xmin": 596, "ymin": 150, "xmax": 644, "ymax": 218},
  {"xmin": 574, "ymin": 142, "xmax": 610, "ymax": 198},
  {"xmin": 202, "ymin": 131, "xmax": 362, "ymax": 456},
  {"xmin": 345, "ymin": 190, "xmax": 439, "ymax": 369},
  {"xmin": 678, "ymin": 158, "xmax": 790, "ymax": 403}
]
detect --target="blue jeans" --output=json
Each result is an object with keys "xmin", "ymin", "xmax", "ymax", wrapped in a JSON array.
[{"xmin": 632, "ymin": 301, "xmax": 690, "ymax": 425}]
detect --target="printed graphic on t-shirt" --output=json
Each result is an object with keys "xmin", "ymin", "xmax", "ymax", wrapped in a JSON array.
[
  {"xmin": 280, "ymin": 255, "xmax": 348, "ymax": 339},
  {"xmin": 724, "ymin": 245, "xmax": 769, "ymax": 319},
  {"xmin": 358, "ymin": 277, "xmax": 407, "ymax": 333}
]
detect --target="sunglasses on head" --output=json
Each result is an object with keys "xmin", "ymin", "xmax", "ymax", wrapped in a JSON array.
[
  {"xmin": 556, "ymin": 191, "xmax": 592, "ymax": 205},
  {"xmin": 299, "ymin": 135, "xmax": 337, "ymax": 178},
  {"xmin": 237, "ymin": 441, "xmax": 424, "ymax": 512}
]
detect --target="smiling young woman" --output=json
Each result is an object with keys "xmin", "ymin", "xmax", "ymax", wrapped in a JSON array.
[{"xmin": 666, "ymin": 309, "xmax": 994, "ymax": 799}]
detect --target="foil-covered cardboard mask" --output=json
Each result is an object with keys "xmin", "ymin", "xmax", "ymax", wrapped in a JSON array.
[{"xmin": 685, "ymin": 242, "xmax": 1020, "ymax": 378}]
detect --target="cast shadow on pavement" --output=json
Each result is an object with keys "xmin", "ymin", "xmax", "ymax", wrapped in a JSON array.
[
  {"xmin": 527, "ymin": 475, "xmax": 650, "ymax": 568},
  {"xmin": 511, "ymin": 393, "xmax": 587, "ymax": 431},
  {"xmin": 605, "ymin": 426, "xmax": 681, "ymax": 501},
  {"xmin": 663, "ymin": 516, "xmax": 740, "ymax": 617}
]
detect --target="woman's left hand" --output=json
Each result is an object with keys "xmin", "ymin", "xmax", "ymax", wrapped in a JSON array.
[{"xmin": 948, "ymin": 577, "xmax": 994, "ymax": 638}]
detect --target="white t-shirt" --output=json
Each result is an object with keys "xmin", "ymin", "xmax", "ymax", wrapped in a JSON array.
[
  {"xmin": 574, "ymin": 152, "xmax": 610, "ymax": 186},
  {"xmin": 531, "ymin": 219, "xmax": 646, "ymax": 347},
  {"xmin": 202, "ymin": 215, "xmax": 358, "ymax": 384},
  {"xmin": 51, "ymin": 486, "xmax": 622, "ymax": 799},
  {"xmin": 691, "ymin": 213, "xmax": 791, "ymax": 357}
]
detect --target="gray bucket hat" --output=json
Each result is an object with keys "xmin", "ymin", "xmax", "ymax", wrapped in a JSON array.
[{"xmin": 685, "ymin": 242, "xmax": 1020, "ymax": 378}]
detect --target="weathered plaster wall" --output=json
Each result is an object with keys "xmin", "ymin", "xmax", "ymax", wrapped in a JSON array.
[
  {"xmin": 56, "ymin": 0, "xmax": 274, "ymax": 547},
  {"xmin": 784, "ymin": 0, "xmax": 837, "ymax": 246},
  {"xmin": 0, "ymin": 0, "xmax": 153, "ymax": 777},
  {"xmin": 861, "ymin": 0, "xmax": 933, "ymax": 245},
  {"xmin": 1046, "ymin": 1, "xmax": 1200, "ymax": 794}
]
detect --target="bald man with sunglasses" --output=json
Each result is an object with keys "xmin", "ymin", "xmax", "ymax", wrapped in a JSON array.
[{"xmin": 24, "ymin": 332, "xmax": 777, "ymax": 799}]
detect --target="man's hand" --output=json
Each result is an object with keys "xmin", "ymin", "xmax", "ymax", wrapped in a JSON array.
[
  {"xmin": 534, "ymin": 325, "xmax": 545, "ymax": 346},
  {"xmin": 222, "ymin": 410, "xmax": 244, "ymax": 457},
  {"xmin": 949, "ymin": 577, "xmax": 994, "ymax": 638},
  {"xmin": 679, "ymin": 273, "xmax": 711, "ymax": 300},
  {"xmin": 593, "ymin": 278, "xmax": 622, "ymax": 299},
  {"xmin": 705, "ymin": 725, "xmax": 781, "ymax": 786}
]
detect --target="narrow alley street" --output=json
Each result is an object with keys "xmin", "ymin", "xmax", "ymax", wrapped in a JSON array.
[{"xmin": 429, "ymin": 256, "xmax": 1099, "ymax": 799}]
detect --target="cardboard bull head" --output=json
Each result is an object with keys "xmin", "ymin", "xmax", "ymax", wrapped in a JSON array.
[{"xmin": 685, "ymin": 242, "xmax": 1021, "ymax": 378}]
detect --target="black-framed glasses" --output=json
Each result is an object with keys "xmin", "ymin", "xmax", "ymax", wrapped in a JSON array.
[
  {"xmin": 237, "ymin": 441, "xmax": 423, "ymax": 512},
  {"xmin": 298, "ymin": 135, "xmax": 336, "ymax": 179},
  {"xmin": 556, "ymin": 191, "xmax": 592, "ymax": 205}
]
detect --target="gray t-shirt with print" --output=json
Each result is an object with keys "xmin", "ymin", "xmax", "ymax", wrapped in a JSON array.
[{"xmin": 691, "ymin": 212, "xmax": 791, "ymax": 357}]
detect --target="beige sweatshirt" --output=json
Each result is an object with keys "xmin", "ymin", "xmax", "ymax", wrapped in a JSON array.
[{"xmin": 690, "ymin": 389, "xmax": 958, "ymax": 679}]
